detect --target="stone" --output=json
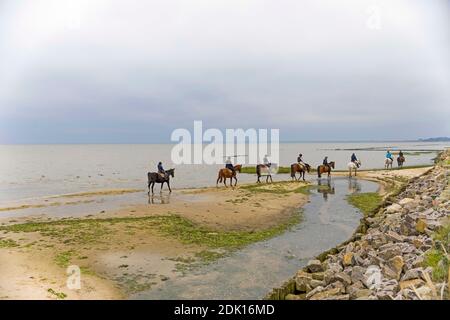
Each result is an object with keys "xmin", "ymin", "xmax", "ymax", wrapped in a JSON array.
[
  {"xmin": 305, "ymin": 286, "xmax": 325, "ymax": 299},
  {"xmin": 385, "ymin": 256, "xmax": 404, "ymax": 280},
  {"xmin": 386, "ymin": 203, "xmax": 402, "ymax": 214},
  {"xmin": 350, "ymin": 266, "xmax": 366, "ymax": 283},
  {"xmin": 415, "ymin": 219, "xmax": 427, "ymax": 233},
  {"xmin": 330, "ymin": 272, "xmax": 352, "ymax": 286},
  {"xmin": 306, "ymin": 259, "xmax": 324, "ymax": 273},
  {"xmin": 285, "ymin": 294, "xmax": 304, "ymax": 300},
  {"xmin": 310, "ymin": 279, "xmax": 325, "ymax": 289},
  {"xmin": 295, "ymin": 271, "xmax": 313, "ymax": 292},
  {"xmin": 311, "ymin": 272, "xmax": 325, "ymax": 281},
  {"xmin": 399, "ymin": 279, "xmax": 425, "ymax": 290},
  {"xmin": 343, "ymin": 252, "xmax": 354, "ymax": 266},
  {"xmin": 323, "ymin": 294, "xmax": 350, "ymax": 300},
  {"xmin": 308, "ymin": 287, "xmax": 341, "ymax": 300},
  {"xmin": 385, "ymin": 230, "xmax": 405, "ymax": 242},
  {"xmin": 399, "ymin": 197, "xmax": 416, "ymax": 206}
]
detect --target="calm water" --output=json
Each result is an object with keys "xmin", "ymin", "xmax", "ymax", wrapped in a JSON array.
[
  {"xmin": 0, "ymin": 142, "xmax": 446, "ymax": 204},
  {"xmin": 133, "ymin": 178, "xmax": 378, "ymax": 299}
]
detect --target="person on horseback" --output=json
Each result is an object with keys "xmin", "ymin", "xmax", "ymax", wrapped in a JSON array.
[
  {"xmin": 399, "ymin": 150, "xmax": 404, "ymax": 158},
  {"xmin": 225, "ymin": 156, "xmax": 236, "ymax": 175},
  {"xmin": 157, "ymin": 162, "xmax": 165, "ymax": 178},
  {"xmin": 263, "ymin": 154, "xmax": 271, "ymax": 167},
  {"xmin": 323, "ymin": 156, "xmax": 329, "ymax": 166},
  {"xmin": 386, "ymin": 150, "xmax": 393, "ymax": 161},
  {"xmin": 297, "ymin": 153, "xmax": 306, "ymax": 170},
  {"xmin": 351, "ymin": 153, "xmax": 359, "ymax": 167}
]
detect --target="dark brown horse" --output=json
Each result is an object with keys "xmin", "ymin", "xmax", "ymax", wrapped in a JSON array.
[
  {"xmin": 147, "ymin": 168, "xmax": 175, "ymax": 194},
  {"xmin": 216, "ymin": 164, "xmax": 242, "ymax": 187},
  {"xmin": 290, "ymin": 163, "xmax": 311, "ymax": 181},
  {"xmin": 397, "ymin": 156, "xmax": 405, "ymax": 168},
  {"xmin": 317, "ymin": 161, "xmax": 335, "ymax": 178},
  {"xmin": 256, "ymin": 164, "xmax": 273, "ymax": 183}
]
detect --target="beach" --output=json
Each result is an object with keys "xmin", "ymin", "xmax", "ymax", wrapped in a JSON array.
[{"xmin": 0, "ymin": 144, "xmax": 448, "ymax": 300}]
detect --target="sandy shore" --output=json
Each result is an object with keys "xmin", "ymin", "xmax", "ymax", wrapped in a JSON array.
[{"xmin": 0, "ymin": 181, "xmax": 309, "ymax": 299}]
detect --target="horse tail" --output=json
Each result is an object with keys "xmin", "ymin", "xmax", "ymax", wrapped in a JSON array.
[
  {"xmin": 256, "ymin": 165, "xmax": 260, "ymax": 177},
  {"xmin": 290, "ymin": 164, "xmax": 295, "ymax": 177},
  {"xmin": 317, "ymin": 166, "xmax": 321, "ymax": 178}
]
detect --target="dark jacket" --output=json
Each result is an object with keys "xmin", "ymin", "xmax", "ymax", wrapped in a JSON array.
[{"xmin": 157, "ymin": 163, "xmax": 165, "ymax": 173}]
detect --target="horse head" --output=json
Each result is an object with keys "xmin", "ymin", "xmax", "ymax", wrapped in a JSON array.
[
  {"xmin": 167, "ymin": 168, "xmax": 175, "ymax": 178},
  {"xmin": 329, "ymin": 161, "xmax": 335, "ymax": 169},
  {"xmin": 234, "ymin": 164, "xmax": 242, "ymax": 173},
  {"xmin": 305, "ymin": 163, "xmax": 311, "ymax": 172}
]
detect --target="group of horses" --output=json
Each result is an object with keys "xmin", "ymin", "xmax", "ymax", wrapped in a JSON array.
[
  {"xmin": 385, "ymin": 155, "xmax": 405, "ymax": 169},
  {"xmin": 147, "ymin": 154, "xmax": 406, "ymax": 193}
]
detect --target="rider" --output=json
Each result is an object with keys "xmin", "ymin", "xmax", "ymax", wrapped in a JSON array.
[
  {"xmin": 225, "ymin": 156, "xmax": 236, "ymax": 175},
  {"xmin": 386, "ymin": 150, "xmax": 393, "ymax": 161},
  {"xmin": 263, "ymin": 154, "xmax": 271, "ymax": 166},
  {"xmin": 157, "ymin": 161, "xmax": 165, "ymax": 178},
  {"xmin": 351, "ymin": 153, "xmax": 359, "ymax": 167},
  {"xmin": 297, "ymin": 153, "xmax": 306, "ymax": 170},
  {"xmin": 323, "ymin": 156, "xmax": 329, "ymax": 168},
  {"xmin": 398, "ymin": 150, "xmax": 404, "ymax": 158}
]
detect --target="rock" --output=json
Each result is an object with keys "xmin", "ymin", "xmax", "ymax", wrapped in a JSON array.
[
  {"xmin": 310, "ymin": 279, "xmax": 325, "ymax": 289},
  {"xmin": 399, "ymin": 279, "xmax": 425, "ymax": 290},
  {"xmin": 385, "ymin": 230, "xmax": 405, "ymax": 242},
  {"xmin": 415, "ymin": 219, "xmax": 427, "ymax": 233},
  {"xmin": 311, "ymin": 272, "xmax": 325, "ymax": 281},
  {"xmin": 306, "ymin": 259, "xmax": 324, "ymax": 273},
  {"xmin": 384, "ymin": 256, "xmax": 404, "ymax": 280},
  {"xmin": 308, "ymin": 287, "xmax": 341, "ymax": 300},
  {"xmin": 305, "ymin": 286, "xmax": 325, "ymax": 299},
  {"xmin": 323, "ymin": 294, "xmax": 350, "ymax": 300},
  {"xmin": 386, "ymin": 203, "xmax": 402, "ymax": 214},
  {"xmin": 285, "ymin": 293, "xmax": 304, "ymax": 300},
  {"xmin": 414, "ymin": 285, "xmax": 434, "ymax": 300},
  {"xmin": 343, "ymin": 252, "xmax": 354, "ymax": 266},
  {"xmin": 399, "ymin": 198, "xmax": 415, "ymax": 205},
  {"xmin": 350, "ymin": 266, "xmax": 366, "ymax": 283},
  {"xmin": 330, "ymin": 272, "xmax": 352, "ymax": 286},
  {"xmin": 375, "ymin": 279, "xmax": 399, "ymax": 300},
  {"xmin": 295, "ymin": 271, "xmax": 313, "ymax": 292}
]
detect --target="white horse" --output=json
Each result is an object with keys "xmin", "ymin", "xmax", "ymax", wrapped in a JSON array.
[
  {"xmin": 385, "ymin": 158, "xmax": 393, "ymax": 169},
  {"xmin": 348, "ymin": 160, "xmax": 361, "ymax": 177}
]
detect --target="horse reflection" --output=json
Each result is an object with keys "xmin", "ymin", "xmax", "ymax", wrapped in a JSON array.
[
  {"xmin": 348, "ymin": 177, "xmax": 362, "ymax": 193},
  {"xmin": 148, "ymin": 193, "xmax": 171, "ymax": 204},
  {"xmin": 317, "ymin": 179, "xmax": 335, "ymax": 200}
]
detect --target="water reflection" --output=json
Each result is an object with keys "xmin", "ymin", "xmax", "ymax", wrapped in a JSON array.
[
  {"xmin": 348, "ymin": 177, "xmax": 362, "ymax": 193},
  {"xmin": 316, "ymin": 178, "xmax": 335, "ymax": 200},
  {"xmin": 148, "ymin": 193, "xmax": 171, "ymax": 204}
]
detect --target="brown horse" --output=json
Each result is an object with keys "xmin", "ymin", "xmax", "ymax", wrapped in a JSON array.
[
  {"xmin": 216, "ymin": 164, "xmax": 242, "ymax": 187},
  {"xmin": 397, "ymin": 156, "xmax": 405, "ymax": 168},
  {"xmin": 290, "ymin": 163, "xmax": 311, "ymax": 181},
  {"xmin": 317, "ymin": 161, "xmax": 335, "ymax": 178},
  {"xmin": 256, "ymin": 164, "xmax": 273, "ymax": 183}
]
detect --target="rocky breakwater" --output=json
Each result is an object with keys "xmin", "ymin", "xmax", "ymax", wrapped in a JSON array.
[{"xmin": 285, "ymin": 156, "xmax": 449, "ymax": 300}]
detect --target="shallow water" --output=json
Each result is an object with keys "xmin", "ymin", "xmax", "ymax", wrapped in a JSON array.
[
  {"xmin": 132, "ymin": 177, "xmax": 379, "ymax": 300},
  {"xmin": 0, "ymin": 142, "xmax": 445, "ymax": 204}
]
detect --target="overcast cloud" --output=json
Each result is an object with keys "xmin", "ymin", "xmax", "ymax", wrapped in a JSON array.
[{"xmin": 0, "ymin": 0, "xmax": 449, "ymax": 143}]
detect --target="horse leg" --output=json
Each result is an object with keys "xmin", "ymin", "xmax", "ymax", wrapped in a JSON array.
[
  {"xmin": 160, "ymin": 182, "xmax": 164, "ymax": 193},
  {"xmin": 151, "ymin": 182, "xmax": 155, "ymax": 194},
  {"xmin": 168, "ymin": 181, "xmax": 172, "ymax": 193}
]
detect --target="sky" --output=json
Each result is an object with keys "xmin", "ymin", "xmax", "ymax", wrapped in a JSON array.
[{"xmin": 0, "ymin": 0, "xmax": 449, "ymax": 143}]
